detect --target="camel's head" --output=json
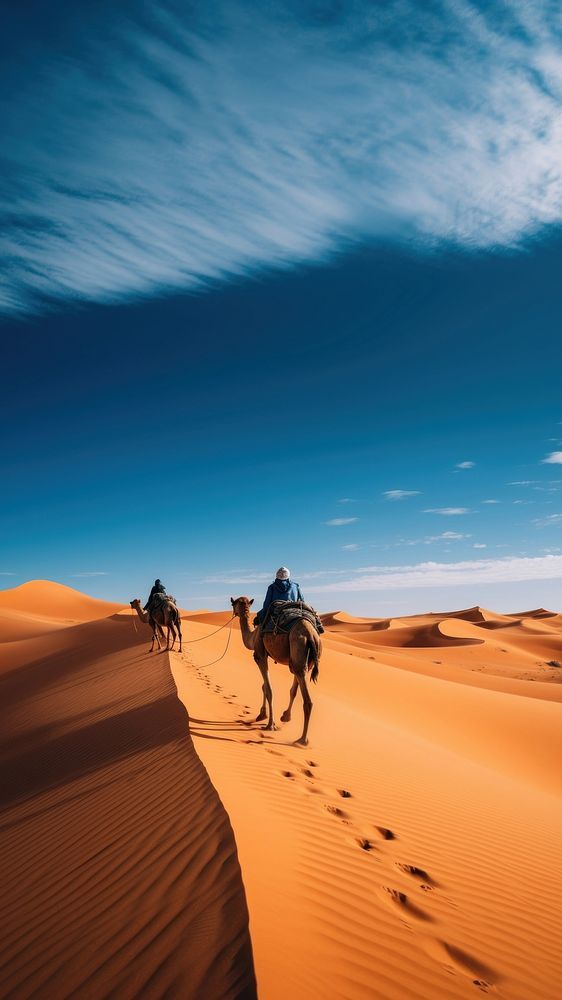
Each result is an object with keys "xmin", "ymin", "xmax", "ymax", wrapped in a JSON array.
[
  {"xmin": 130, "ymin": 599, "xmax": 141, "ymax": 608},
  {"xmin": 230, "ymin": 596, "xmax": 254, "ymax": 618}
]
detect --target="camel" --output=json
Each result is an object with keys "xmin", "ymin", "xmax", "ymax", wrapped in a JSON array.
[
  {"xmin": 130, "ymin": 598, "xmax": 183, "ymax": 653},
  {"xmin": 230, "ymin": 596, "xmax": 321, "ymax": 746}
]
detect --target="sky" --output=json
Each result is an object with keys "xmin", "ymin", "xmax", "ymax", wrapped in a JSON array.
[{"xmin": 1, "ymin": 0, "xmax": 562, "ymax": 615}]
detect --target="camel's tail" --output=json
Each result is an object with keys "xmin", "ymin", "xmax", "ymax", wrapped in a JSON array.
[{"xmin": 308, "ymin": 640, "xmax": 319, "ymax": 684}]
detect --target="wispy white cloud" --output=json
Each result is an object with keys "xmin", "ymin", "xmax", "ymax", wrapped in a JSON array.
[
  {"xmin": 427, "ymin": 531, "xmax": 469, "ymax": 542},
  {"xmin": 383, "ymin": 490, "xmax": 421, "ymax": 501},
  {"xmin": 542, "ymin": 452, "xmax": 562, "ymax": 465},
  {"xmin": 482, "ymin": 499, "xmax": 500, "ymax": 504},
  {"xmin": 533, "ymin": 513, "xmax": 562, "ymax": 526},
  {"xmin": 456, "ymin": 461, "xmax": 475, "ymax": 469},
  {"xmin": 325, "ymin": 517, "xmax": 359, "ymax": 526},
  {"xmin": 473, "ymin": 543, "xmax": 487, "ymax": 549},
  {"xmin": 307, "ymin": 554, "xmax": 562, "ymax": 593},
  {"xmin": 507, "ymin": 481, "xmax": 538, "ymax": 486},
  {"xmin": 403, "ymin": 530, "xmax": 470, "ymax": 545},
  {"xmin": 342, "ymin": 543, "xmax": 360, "ymax": 550},
  {"xmin": 338, "ymin": 498, "xmax": 357, "ymax": 504},
  {"xmin": 423, "ymin": 507, "xmax": 471, "ymax": 516},
  {"xmin": 70, "ymin": 571, "xmax": 109, "ymax": 578},
  {"xmin": 4, "ymin": 1, "xmax": 562, "ymax": 313}
]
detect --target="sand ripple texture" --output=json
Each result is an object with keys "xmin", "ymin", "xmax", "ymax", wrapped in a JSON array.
[{"xmin": 0, "ymin": 582, "xmax": 256, "ymax": 1000}]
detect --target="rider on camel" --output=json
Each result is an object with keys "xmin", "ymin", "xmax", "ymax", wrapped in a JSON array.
[
  {"xmin": 144, "ymin": 578, "xmax": 167, "ymax": 612},
  {"xmin": 255, "ymin": 567, "xmax": 304, "ymax": 626}
]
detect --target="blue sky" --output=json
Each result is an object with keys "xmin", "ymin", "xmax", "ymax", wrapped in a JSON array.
[{"xmin": 1, "ymin": 1, "xmax": 562, "ymax": 614}]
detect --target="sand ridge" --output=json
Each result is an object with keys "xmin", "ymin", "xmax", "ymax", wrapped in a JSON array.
[{"xmin": 0, "ymin": 584, "xmax": 256, "ymax": 1000}]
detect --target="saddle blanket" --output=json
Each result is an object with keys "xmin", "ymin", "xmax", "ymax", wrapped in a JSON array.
[
  {"xmin": 261, "ymin": 600, "xmax": 324, "ymax": 635},
  {"xmin": 149, "ymin": 594, "xmax": 177, "ymax": 611}
]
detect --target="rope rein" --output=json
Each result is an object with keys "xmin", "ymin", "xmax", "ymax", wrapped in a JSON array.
[
  {"xmin": 195, "ymin": 625, "xmax": 233, "ymax": 668},
  {"xmin": 133, "ymin": 605, "xmax": 236, "ymax": 667},
  {"xmin": 185, "ymin": 614, "xmax": 236, "ymax": 642}
]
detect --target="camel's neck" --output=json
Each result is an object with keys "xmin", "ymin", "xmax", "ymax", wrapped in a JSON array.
[
  {"xmin": 238, "ymin": 611, "xmax": 257, "ymax": 650},
  {"xmin": 133, "ymin": 604, "xmax": 149, "ymax": 623}
]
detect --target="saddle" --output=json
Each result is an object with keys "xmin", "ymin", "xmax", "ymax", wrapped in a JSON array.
[
  {"xmin": 260, "ymin": 600, "xmax": 324, "ymax": 635},
  {"xmin": 149, "ymin": 594, "xmax": 177, "ymax": 612}
]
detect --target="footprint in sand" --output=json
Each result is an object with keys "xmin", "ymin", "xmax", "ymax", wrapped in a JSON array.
[
  {"xmin": 378, "ymin": 886, "xmax": 433, "ymax": 923},
  {"xmin": 338, "ymin": 789, "xmax": 352, "ymax": 798},
  {"xmin": 281, "ymin": 770, "xmax": 295, "ymax": 779},
  {"xmin": 325, "ymin": 804, "xmax": 348, "ymax": 818},
  {"xmin": 301, "ymin": 768, "xmax": 315, "ymax": 778},
  {"xmin": 374, "ymin": 826, "xmax": 396, "ymax": 840},
  {"xmin": 396, "ymin": 863, "xmax": 438, "ymax": 888},
  {"xmin": 306, "ymin": 760, "xmax": 318, "ymax": 767},
  {"xmin": 419, "ymin": 938, "xmax": 497, "ymax": 993},
  {"xmin": 357, "ymin": 838, "xmax": 375, "ymax": 852}
]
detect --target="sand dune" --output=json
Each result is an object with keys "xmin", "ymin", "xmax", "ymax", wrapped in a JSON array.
[
  {"xmin": 0, "ymin": 584, "xmax": 256, "ymax": 1000},
  {"xmin": 1, "ymin": 582, "xmax": 562, "ymax": 999},
  {"xmin": 0, "ymin": 579, "xmax": 125, "ymax": 621},
  {"xmin": 171, "ymin": 601, "xmax": 562, "ymax": 1000}
]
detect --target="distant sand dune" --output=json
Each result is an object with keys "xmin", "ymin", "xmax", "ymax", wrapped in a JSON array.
[{"xmin": 0, "ymin": 579, "xmax": 125, "ymax": 620}]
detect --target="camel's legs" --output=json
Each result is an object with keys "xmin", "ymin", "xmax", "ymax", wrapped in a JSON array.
[
  {"xmin": 254, "ymin": 652, "xmax": 268, "ymax": 722},
  {"xmin": 256, "ymin": 683, "xmax": 267, "ymax": 722},
  {"xmin": 294, "ymin": 672, "xmax": 313, "ymax": 746},
  {"xmin": 166, "ymin": 619, "xmax": 177, "ymax": 651},
  {"xmin": 176, "ymin": 614, "xmax": 183, "ymax": 653},
  {"xmin": 255, "ymin": 654, "xmax": 276, "ymax": 730},
  {"xmin": 281, "ymin": 676, "xmax": 299, "ymax": 723},
  {"xmin": 150, "ymin": 618, "xmax": 163, "ymax": 651}
]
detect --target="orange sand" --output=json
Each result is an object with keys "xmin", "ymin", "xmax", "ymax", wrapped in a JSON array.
[
  {"xmin": 0, "ymin": 583, "xmax": 255, "ymax": 999},
  {"xmin": 1, "ymin": 582, "xmax": 562, "ymax": 999}
]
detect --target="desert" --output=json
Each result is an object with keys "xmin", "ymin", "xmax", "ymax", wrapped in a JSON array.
[{"xmin": 1, "ymin": 580, "xmax": 561, "ymax": 999}]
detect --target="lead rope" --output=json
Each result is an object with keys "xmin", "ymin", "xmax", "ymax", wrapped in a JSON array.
[
  {"xmin": 196, "ymin": 624, "xmax": 233, "ymax": 668},
  {"xmin": 186, "ymin": 614, "xmax": 235, "ymax": 642}
]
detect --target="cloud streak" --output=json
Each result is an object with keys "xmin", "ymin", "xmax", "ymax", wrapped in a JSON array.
[
  {"xmin": 424, "ymin": 507, "xmax": 471, "ymax": 516},
  {"xmin": 3, "ymin": 1, "xmax": 562, "ymax": 314},
  {"xmin": 383, "ymin": 490, "xmax": 421, "ymax": 501},
  {"xmin": 307, "ymin": 554, "xmax": 562, "ymax": 593},
  {"xmin": 70, "ymin": 571, "xmax": 109, "ymax": 578}
]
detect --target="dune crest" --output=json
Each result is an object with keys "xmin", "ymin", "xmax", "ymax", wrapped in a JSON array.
[
  {"xmin": 0, "ymin": 583, "xmax": 256, "ymax": 1000},
  {"xmin": 0, "ymin": 579, "xmax": 124, "ymax": 621}
]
